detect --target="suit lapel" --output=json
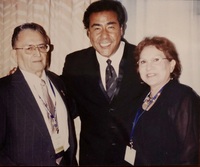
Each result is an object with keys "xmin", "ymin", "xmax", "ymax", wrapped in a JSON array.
[
  {"xmin": 89, "ymin": 45, "xmax": 129, "ymax": 103},
  {"xmin": 105, "ymin": 42, "xmax": 129, "ymax": 103},
  {"xmin": 112, "ymin": 43, "xmax": 127, "ymax": 100},
  {"xmin": 12, "ymin": 69, "xmax": 52, "ymax": 140},
  {"xmin": 83, "ymin": 48, "xmax": 109, "ymax": 102},
  {"xmin": 47, "ymin": 71, "xmax": 77, "ymax": 154},
  {"xmin": 46, "ymin": 71, "xmax": 67, "ymax": 105}
]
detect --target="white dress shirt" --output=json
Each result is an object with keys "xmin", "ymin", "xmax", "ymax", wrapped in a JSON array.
[
  {"xmin": 96, "ymin": 41, "xmax": 125, "ymax": 89},
  {"xmin": 20, "ymin": 69, "xmax": 69, "ymax": 153}
]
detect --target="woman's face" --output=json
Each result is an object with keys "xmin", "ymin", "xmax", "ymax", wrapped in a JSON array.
[{"xmin": 138, "ymin": 45, "xmax": 176, "ymax": 91}]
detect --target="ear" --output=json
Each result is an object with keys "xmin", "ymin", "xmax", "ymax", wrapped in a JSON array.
[
  {"xmin": 120, "ymin": 26, "xmax": 124, "ymax": 36},
  {"xmin": 87, "ymin": 29, "xmax": 90, "ymax": 37},
  {"xmin": 11, "ymin": 49, "xmax": 17, "ymax": 63},
  {"xmin": 170, "ymin": 59, "xmax": 176, "ymax": 73}
]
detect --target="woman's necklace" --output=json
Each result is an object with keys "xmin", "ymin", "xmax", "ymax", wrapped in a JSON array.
[{"xmin": 142, "ymin": 88, "xmax": 163, "ymax": 111}]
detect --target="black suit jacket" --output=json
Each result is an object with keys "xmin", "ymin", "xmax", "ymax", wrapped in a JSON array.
[
  {"xmin": 62, "ymin": 42, "xmax": 147, "ymax": 165},
  {"xmin": 0, "ymin": 68, "xmax": 77, "ymax": 166},
  {"xmin": 133, "ymin": 79, "xmax": 200, "ymax": 165}
]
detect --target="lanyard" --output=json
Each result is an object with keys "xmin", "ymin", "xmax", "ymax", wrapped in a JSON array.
[
  {"xmin": 39, "ymin": 79, "xmax": 56, "ymax": 115},
  {"xmin": 49, "ymin": 79, "xmax": 55, "ymax": 97},
  {"xmin": 129, "ymin": 87, "xmax": 164, "ymax": 148},
  {"xmin": 36, "ymin": 79, "xmax": 59, "ymax": 133},
  {"xmin": 47, "ymin": 80, "xmax": 59, "ymax": 133}
]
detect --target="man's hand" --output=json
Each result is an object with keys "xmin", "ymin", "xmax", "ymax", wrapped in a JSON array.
[{"xmin": 8, "ymin": 67, "xmax": 17, "ymax": 75}]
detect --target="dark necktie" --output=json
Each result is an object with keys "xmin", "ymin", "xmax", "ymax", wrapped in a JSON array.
[{"xmin": 106, "ymin": 59, "xmax": 117, "ymax": 99}]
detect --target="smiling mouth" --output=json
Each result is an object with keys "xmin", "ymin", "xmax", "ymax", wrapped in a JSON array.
[
  {"xmin": 33, "ymin": 60, "xmax": 42, "ymax": 63},
  {"xmin": 100, "ymin": 42, "xmax": 111, "ymax": 47},
  {"xmin": 147, "ymin": 73, "xmax": 156, "ymax": 77}
]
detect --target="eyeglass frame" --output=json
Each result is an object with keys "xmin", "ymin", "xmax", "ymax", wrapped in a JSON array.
[
  {"xmin": 137, "ymin": 57, "xmax": 169, "ymax": 67},
  {"xmin": 14, "ymin": 44, "xmax": 50, "ymax": 54}
]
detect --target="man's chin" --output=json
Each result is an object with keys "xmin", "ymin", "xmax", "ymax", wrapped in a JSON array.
[{"xmin": 98, "ymin": 51, "xmax": 112, "ymax": 57}]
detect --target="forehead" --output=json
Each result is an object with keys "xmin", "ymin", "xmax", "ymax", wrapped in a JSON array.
[
  {"xmin": 16, "ymin": 29, "xmax": 45, "ymax": 45},
  {"xmin": 89, "ymin": 11, "xmax": 119, "ymax": 25},
  {"xmin": 140, "ymin": 45, "xmax": 165, "ymax": 58}
]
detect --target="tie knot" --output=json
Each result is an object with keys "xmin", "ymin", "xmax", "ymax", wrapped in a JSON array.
[
  {"xmin": 106, "ymin": 59, "xmax": 112, "ymax": 65},
  {"xmin": 41, "ymin": 79, "xmax": 46, "ymax": 86}
]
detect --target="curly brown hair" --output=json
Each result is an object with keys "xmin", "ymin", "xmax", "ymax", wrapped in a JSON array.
[{"xmin": 134, "ymin": 36, "xmax": 182, "ymax": 79}]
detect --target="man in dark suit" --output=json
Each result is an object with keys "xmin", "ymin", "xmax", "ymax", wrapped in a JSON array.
[
  {"xmin": 61, "ymin": 0, "xmax": 147, "ymax": 165},
  {"xmin": 0, "ymin": 23, "xmax": 77, "ymax": 166}
]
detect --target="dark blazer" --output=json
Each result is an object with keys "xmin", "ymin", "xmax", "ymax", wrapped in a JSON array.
[
  {"xmin": 62, "ymin": 41, "xmax": 147, "ymax": 165},
  {"xmin": 0, "ymin": 68, "xmax": 77, "ymax": 166},
  {"xmin": 133, "ymin": 79, "xmax": 200, "ymax": 166}
]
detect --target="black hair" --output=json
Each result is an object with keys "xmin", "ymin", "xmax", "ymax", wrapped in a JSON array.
[
  {"xmin": 83, "ymin": 0, "xmax": 126, "ymax": 30},
  {"xmin": 11, "ymin": 22, "xmax": 49, "ymax": 48}
]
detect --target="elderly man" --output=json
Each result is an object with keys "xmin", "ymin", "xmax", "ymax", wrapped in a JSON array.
[{"xmin": 0, "ymin": 22, "xmax": 77, "ymax": 166}]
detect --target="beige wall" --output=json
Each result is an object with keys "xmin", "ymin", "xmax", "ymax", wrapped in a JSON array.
[
  {"xmin": 1, "ymin": 0, "xmax": 200, "ymax": 162},
  {"xmin": 0, "ymin": 0, "xmax": 199, "ymax": 94}
]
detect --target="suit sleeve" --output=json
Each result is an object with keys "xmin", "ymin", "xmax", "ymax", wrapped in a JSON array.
[
  {"xmin": 175, "ymin": 90, "xmax": 200, "ymax": 164},
  {"xmin": 0, "ymin": 84, "xmax": 16, "ymax": 165},
  {"xmin": 60, "ymin": 54, "xmax": 79, "ymax": 119}
]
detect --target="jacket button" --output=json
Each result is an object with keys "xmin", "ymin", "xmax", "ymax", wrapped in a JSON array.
[
  {"xmin": 112, "ymin": 142, "xmax": 116, "ymax": 146},
  {"xmin": 111, "ymin": 125, "xmax": 116, "ymax": 129},
  {"xmin": 109, "ymin": 108, "xmax": 114, "ymax": 112},
  {"xmin": 50, "ymin": 155, "xmax": 54, "ymax": 159}
]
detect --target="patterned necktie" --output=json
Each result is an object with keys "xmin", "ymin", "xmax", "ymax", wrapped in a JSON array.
[
  {"xmin": 41, "ymin": 79, "xmax": 57, "ymax": 132},
  {"xmin": 106, "ymin": 59, "xmax": 117, "ymax": 99}
]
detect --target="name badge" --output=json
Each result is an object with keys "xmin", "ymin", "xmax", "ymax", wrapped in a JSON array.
[
  {"xmin": 52, "ymin": 133, "xmax": 64, "ymax": 154},
  {"xmin": 124, "ymin": 146, "xmax": 136, "ymax": 165}
]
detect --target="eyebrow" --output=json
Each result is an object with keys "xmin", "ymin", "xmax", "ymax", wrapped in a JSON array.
[
  {"xmin": 16, "ymin": 43, "xmax": 46, "ymax": 48},
  {"xmin": 91, "ymin": 21, "xmax": 117, "ymax": 28}
]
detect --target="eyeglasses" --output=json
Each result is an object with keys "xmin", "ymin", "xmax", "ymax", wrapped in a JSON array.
[
  {"xmin": 14, "ymin": 44, "xmax": 50, "ymax": 54},
  {"xmin": 138, "ymin": 57, "xmax": 169, "ymax": 67}
]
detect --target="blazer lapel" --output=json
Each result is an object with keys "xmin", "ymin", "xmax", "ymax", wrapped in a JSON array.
[
  {"xmin": 104, "ymin": 42, "xmax": 129, "ymax": 103},
  {"xmin": 84, "ymin": 48, "xmax": 109, "ymax": 102},
  {"xmin": 12, "ymin": 69, "xmax": 52, "ymax": 140},
  {"xmin": 112, "ymin": 44, "xmax": 127, "ymax": 100},
  {"xmin": 89, "ymin": 46, "xmax": 128, "ymax": 103},
  {"xmin": 46, "ymin": 71, "xmax": 77, "ymax": 155}
]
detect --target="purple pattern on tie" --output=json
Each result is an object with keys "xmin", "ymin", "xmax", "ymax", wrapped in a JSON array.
[{"xmin": 106, "ymin": 59, "xmax": 117, "ymax": 99}]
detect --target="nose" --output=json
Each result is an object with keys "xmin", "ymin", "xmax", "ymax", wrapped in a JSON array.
[
  {"xmin": 101, "ymin": 28, "xmax": 109, "ymax": 38},
  {"xmin": 146, "ymin": 61, "xmax": 153, "ymax": 70},
  {"xmin": 33, "ymin": 47, "xmax": 41, "ymax": 57}
]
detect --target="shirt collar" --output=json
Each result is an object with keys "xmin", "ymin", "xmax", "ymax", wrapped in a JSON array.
[
  {"xmin": 96, "ymin": 41, "xmax": 125, "ymax": 65},
  {"xmin": 20, "ymin": 69, "xmax": 47, "ymax": 86}
]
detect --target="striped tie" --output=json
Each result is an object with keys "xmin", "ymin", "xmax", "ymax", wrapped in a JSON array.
[
  {"xmin": 106, "ymin": 59, "xmax": 117, "ymax": 99},
  {"xmin": 41, "ymin": 79, "xmax": 56, "ymax": 132}
]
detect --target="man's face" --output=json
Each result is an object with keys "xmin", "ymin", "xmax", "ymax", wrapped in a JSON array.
[
  {"xmin": 87, "ymin": 11, "xmax": 123, "ymax": 57},
  {"xmin": 14, "ymin": 29, "xmax": 47, "ymax": 77}
]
